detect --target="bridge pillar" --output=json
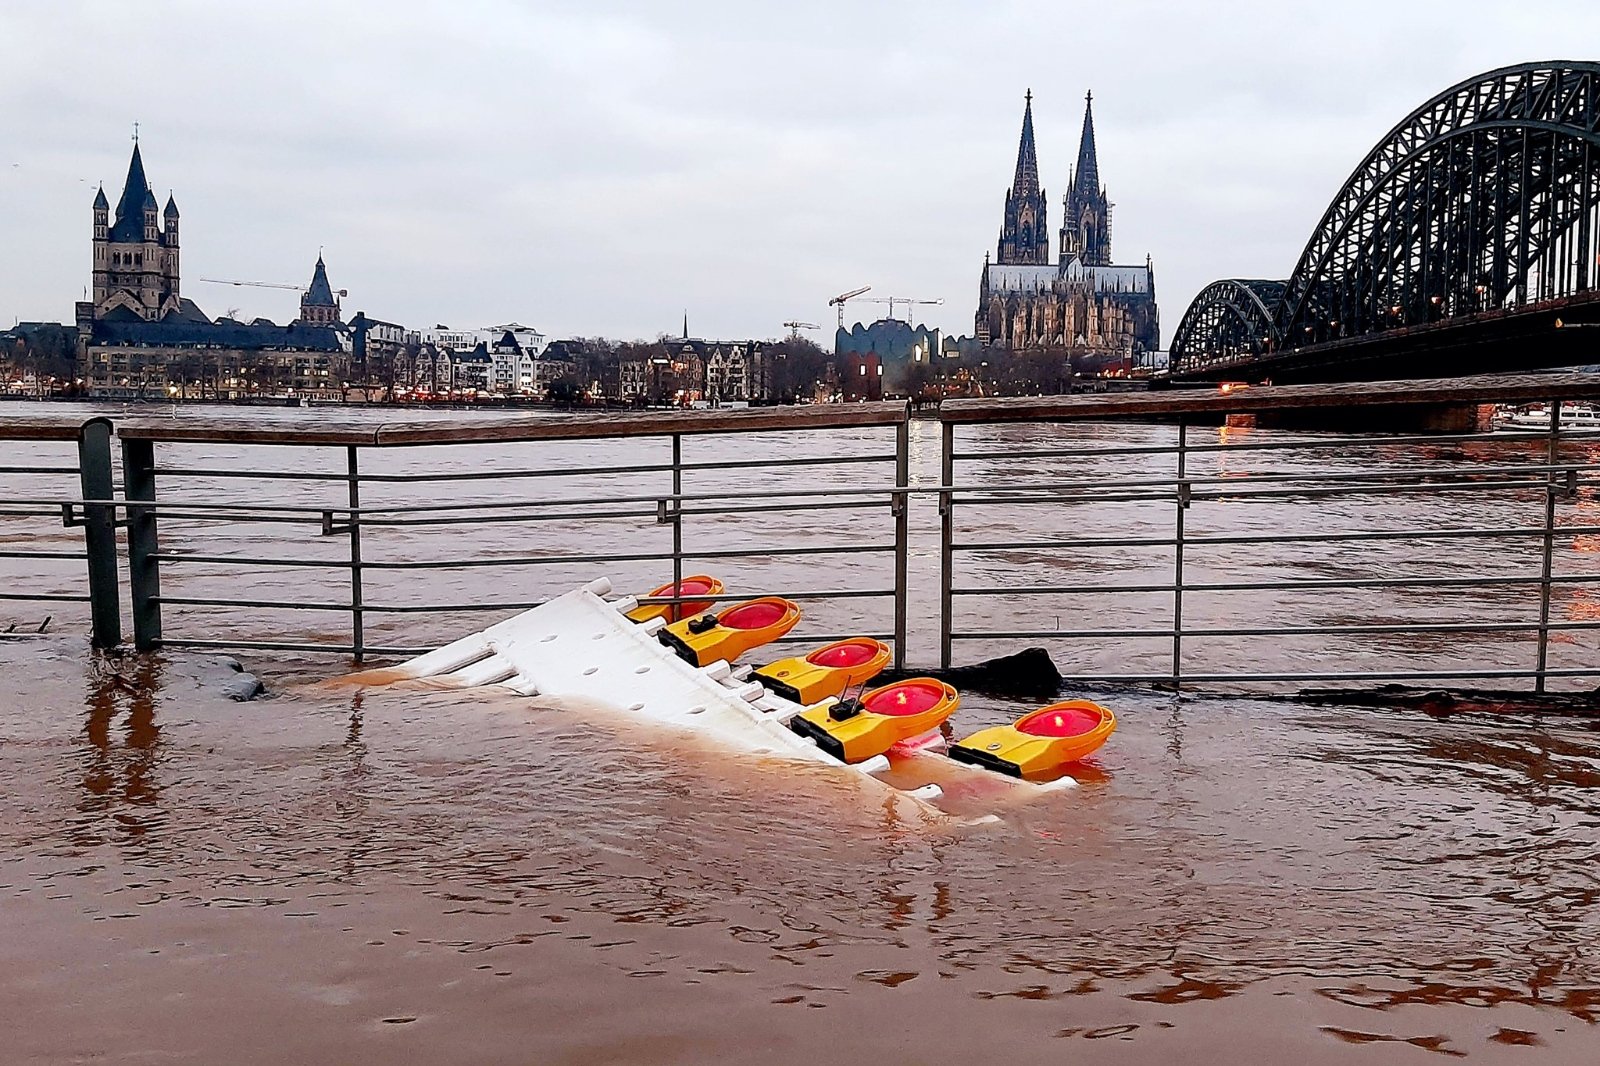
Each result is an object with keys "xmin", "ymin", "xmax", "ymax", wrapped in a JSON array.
[{"xmin": 1229, "ymin": 403, "xmax": 1489, "ymax": 434}]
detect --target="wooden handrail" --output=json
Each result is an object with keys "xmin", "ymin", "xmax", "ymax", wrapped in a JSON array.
[
  {"xmin": 109, "ymin": 401, "xmax": 910, "ymax": 446},
  {"xmin": 941, "ymin": 372, "xmax": 1600, "ymax": 424}
]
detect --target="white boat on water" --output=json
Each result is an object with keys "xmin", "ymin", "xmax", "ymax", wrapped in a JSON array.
[{"xmin": 1494, "ymin": 402, "xmax": 1600, "ymax": 431}]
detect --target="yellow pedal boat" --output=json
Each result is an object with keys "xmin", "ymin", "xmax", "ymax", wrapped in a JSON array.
[
  {"xmin": 789, "ymin": 678, "xmax": 959, "ymax": 763},
  {"xmin": 657, "ymin": 596, "xmax": 801, "ymax": 667},
  {"xmin": 949, "ymin": 699, "xmax": 1115, "ymax": 780},
  {"xmin": 752, "ymin": 637, "xmax": 891, "ymax": 705},
  {"xmin": 625, "ymin": 575, "xmax": 725, "ymax": 625}
]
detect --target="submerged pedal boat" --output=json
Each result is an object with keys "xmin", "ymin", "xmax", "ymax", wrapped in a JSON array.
[
  {"xmin": 658, "ymin": 596, "xmax": 802, "ymax": 667},
  {"xmin": 949, "ymin": 699, "xmax": 1116, "ymax": 780},
  {"xmin": 625, "ymin": 575, "xmax": 725, "ymax": 625},
  {"xmin": 789, "ymin": 678, "xmax": 959, "ymax": 763},
  {"xmin": 752, "ymin": 637, "xmax": 891, "ymax": 705}
]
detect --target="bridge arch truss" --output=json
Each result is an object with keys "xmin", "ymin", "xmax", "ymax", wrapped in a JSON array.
[{"xmin": 1172, "ymin": 62, "xmax": 1600, "ymax": 377}]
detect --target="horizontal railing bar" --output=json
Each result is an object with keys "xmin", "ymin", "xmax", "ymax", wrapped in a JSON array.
[
  {"xmin": 0, "ymin": 509, "xmax": 76, "ymax": 519},
  {"xmin": 121, "ymin": 400, "xmax": 909, "ymax": 446},
  {"xmin": 360, "ymin": 463, "xmax": 677, "ymax": 484},
  {"xmin": 0, "ymin": 592, "xmax": 91, "ymax": 602},
  {"xmin": 1036, "ymin": 668, "xmax": 1600, "ymax": 683},
  {"xmin": 678, "ymin": 453, "xmax": 896, "ymax": 472},
  {"xmin": 951, "ymin": 427, "xmax": 1600, "ymax": 462},
  {"xmin": 152, "ymin": 454, "xmax": 897, "ymax": 485},
  {"xmin": 156, "ymin": 462, "xmax": 674, "ymax": 484},
  {"xmin": 156, "ymin": 631, "xmax": 897, "ymax": 657},
  {"xmin": 678, "ymin": 543, "xmax": 896, "ymax": 561},
  {"xmin": 360, "ymin": 544, "xmax": 897, "ymax": 570},
  {"xmin": 150, "ymin": 512, "xmax": 329, "ymax": 526},
  {"xmin": 677, "ymin": 499, "xmax": 884, "ymax": 517},
  {"xmin": 0, "ymin": 549, "xmax": 88, "ymax": 560},
  {"xmin": 150, "ymin": 553, "xmax": 351, "ymax": 567},
  {"xmin": 363, "ymin": 589, "xmax": 894, "ymax": 613},
  {"xmin": 27, "ymin": 483, "xmax": 909, "ymax": 517},
  {"xmin": 954, "ymin": 524, "xmax": 1600, "ymax": 552},
  {"xmin": 770, "ymin": 631, "xmax": 894, "ymax": 644},
  {"xmin": 154, "ymin": 596, "xmax": 346, "ymax": 610},
  {"xmin": 958, "ymin": 491, "xmax": 1182, "ymax": 507},
  {"xmin": 952, "ymin": 619, "xmax": 1600, "ymax": 640},
  {"xmin": 348, "ymin": 484, "xmax": 905, "ymax": 515},
  {"xmin": 959, "ymin": 477, "xmax": 1581, "ymax": 509},
  {"xmin": 362, "ymin": 509, "xmax": 662, "ymax": 527},
  {"xmin": 940, "ymin": 461, "xmax": 1600, "ymax": 497},
  {"xmin": 953, "ymin": 573, "xmax": 1600, "ymax": 596},
  {"xmin": 153, "ymin": 466, "xmax": 357, "ymax": 483},
  {"xmin": 632, "ymin": 588, "xmax": 892, "ymax": 604},
  {"xmin": 0, "ymin": 466, "xmax": 80, "ymax": 475},
  {"xmin": 1187, "ymin": 478, "xmax": 1566, "ymax": 502},
  {"xmin": 157, "ymin": 638, "xmax": 382, "ymax": 655},
  {"xmin": 362, "ymin": 499, "xmax": 887, "ymax": 527}
]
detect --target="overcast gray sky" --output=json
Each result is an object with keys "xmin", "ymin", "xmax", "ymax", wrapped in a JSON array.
[{"xmin": 4, "ymin": 1, "xmax": 1598, "ymax": 343}]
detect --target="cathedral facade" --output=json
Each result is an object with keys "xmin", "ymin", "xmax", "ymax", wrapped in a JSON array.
[{"xmin": 976, "ymin": 92, "xmax": 1159, "ymax": 358}]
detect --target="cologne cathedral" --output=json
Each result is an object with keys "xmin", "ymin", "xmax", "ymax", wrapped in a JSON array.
[{"xmin": 976, "ymin": 92, "xmax": 1160, "ymax": 357}]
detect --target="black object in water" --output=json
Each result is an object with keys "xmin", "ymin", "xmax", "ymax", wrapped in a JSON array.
[{"xmin": 882, "ymin": 647, "xmax": 1061, "ymax": 700}]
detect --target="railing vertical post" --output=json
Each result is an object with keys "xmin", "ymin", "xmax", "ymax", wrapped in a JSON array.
[
  {"xmin": 76, "ymin": 417, "xmax": 121, "ymax": 648},
  {"xmin": 347, "ymin": 445, "xmax": 365, "ymax": 663},
  {"xmin": 121, "ymin": 437, "xmax": 161, "ymax": 651},
  {"xmin": 939, "ymin": 419, "xmax": 955, "ymax": 670},
  {"xmin": 671, "ymin": 434, "xmax": 683, "ymax": 601},
  {"xmin": 892, "ymin": 416, "xmax": 909, "ymax": 671},
  {"xmin": 1535, "ymin": 401, "xmax": 1562, "ymax": 693},
  {"xmin": 1172, "ymin": 420, "xmax": 1189, "ymax": 687}
]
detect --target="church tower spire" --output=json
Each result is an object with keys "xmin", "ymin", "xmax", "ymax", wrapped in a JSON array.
[
  {"xmin": 1061, "ymin": 90, "xmax": 1113, "ymax": 266},
  {"xmin": 995, "ymin": 90, "xmax": 1049, "ymax": 266},
  {"xmin": 299, "ymin": 253, "xmax": 342, "ymax": 326},
  {"xmin": 95, "ymin": 140, "xmax": 181, "ymax": 321}
]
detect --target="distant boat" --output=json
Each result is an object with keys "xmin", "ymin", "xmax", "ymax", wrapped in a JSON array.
[{"xmin": 1495, "ymin": 402, "xmax": 1600, "ymax": 431}]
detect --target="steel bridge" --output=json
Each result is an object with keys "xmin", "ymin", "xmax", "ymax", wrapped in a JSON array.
[{"xmin": 1168, "ymin": 62, "xmax": 1600, "ymax": 384}]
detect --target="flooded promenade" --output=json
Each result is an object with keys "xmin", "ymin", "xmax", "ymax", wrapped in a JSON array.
[{"xmin": 4, "ymin": 406, "xmax": 1600, "ymax": 1062}]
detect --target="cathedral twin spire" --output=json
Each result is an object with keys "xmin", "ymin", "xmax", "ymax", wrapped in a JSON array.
[
  {"xmin": 995, "ymin": 90, "xmax": 1111, "ymax": 267},
  {"xmin": 1063, "ymin": 91, "xmax": 1112, "ymax": 265},
  {"xmin": 996, "ymin": 90, "xmax": 1049, "ymax": 265}
]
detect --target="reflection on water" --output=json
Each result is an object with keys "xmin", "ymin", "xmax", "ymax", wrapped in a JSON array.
[{"xmin": 78, "ymin": 651, "xmax": 163, "ymax": 830}]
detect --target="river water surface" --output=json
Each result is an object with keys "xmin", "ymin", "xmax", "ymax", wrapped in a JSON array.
[{"xmin": 3, "ymin": 404, "xmax": 1600, "ymax": 1062}]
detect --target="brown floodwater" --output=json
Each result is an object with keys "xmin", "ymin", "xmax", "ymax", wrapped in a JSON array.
[{"xmin": 4, "ymin": 404, "xmax": 1600, "ymax": 1062}]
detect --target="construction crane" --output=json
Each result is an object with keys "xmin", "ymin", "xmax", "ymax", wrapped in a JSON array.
[
  {"xmin": 859, "ymin": 296, "xmax": 943, "ymax": 324},
  {"xmin": 828, "ymin": 285, "xmax": 872, "ymax": 328},
  {"xmin": 198, "ymin": 277, "xmax": 350, "ymax": 298},
  {"xmin": 782, "ymin": 320, "xmax": 820, "ymax": 340}
]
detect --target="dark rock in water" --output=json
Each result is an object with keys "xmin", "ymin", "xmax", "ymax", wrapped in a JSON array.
[
  {"xmin": 220, "ymin": 673, "xmax": 265, "ymax": 701},
  {"xmin": 884, "ymin": 647, "xmax": 1061, "ymax": 699}
]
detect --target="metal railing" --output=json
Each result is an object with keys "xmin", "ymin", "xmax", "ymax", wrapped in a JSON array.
[
  {"xmin": 108, "ymin": 403, "xmax": 911, "ymax": 666},
  {"xmin": 9, "ymin": 373, "xmax": 1600, "ymax": 694},
  {"xmin": 0, "ymin": 416, "xmax": 118, "ymax": 644},
  {"xmin": 938, "ymin": 372, "xmax": 1600, "ymax": 690}
]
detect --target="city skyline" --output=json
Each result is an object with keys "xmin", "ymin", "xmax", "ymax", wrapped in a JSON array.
[{"xmin": 3, "ymin": 2, "xmax": 1598, "ymax": 342}]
